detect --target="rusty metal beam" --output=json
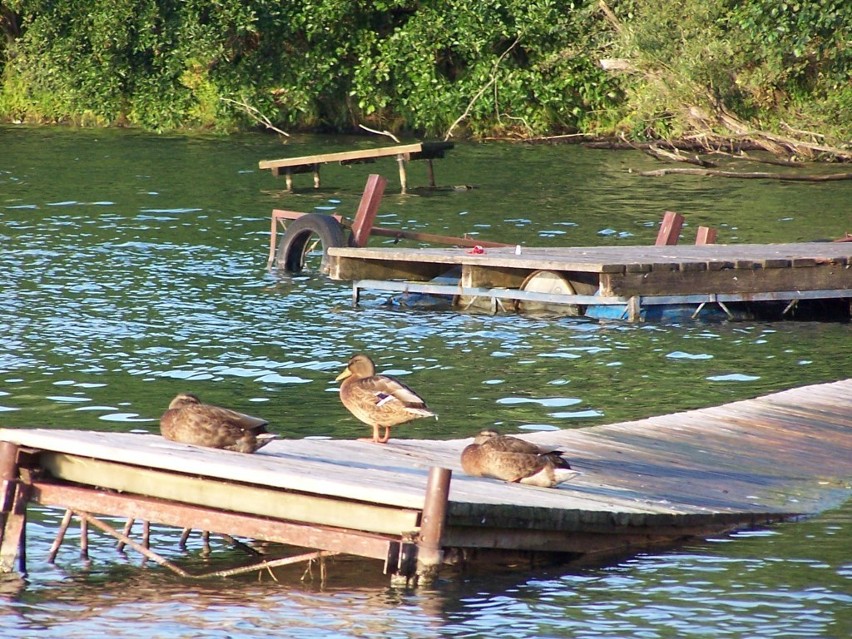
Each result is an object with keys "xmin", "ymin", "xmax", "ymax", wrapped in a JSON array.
[{"xmin": 30, "ymin": 482, "xmax": 396, "ymax": 562}]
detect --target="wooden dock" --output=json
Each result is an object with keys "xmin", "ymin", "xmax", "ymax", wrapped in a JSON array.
[
  {"xmin": 258, "ymin": 142, "xmax": 454, "ymax": 193},
  {"xmin": 2, "ymin": 379, "xmax": 851, "ymax": 583},
  {"xmin": 327, "ymin": 242, "xmax": 852, "ymax": 321}
]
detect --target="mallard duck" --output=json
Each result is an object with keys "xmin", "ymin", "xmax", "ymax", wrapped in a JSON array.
[
  {"xmin": 159, "ymin": 392, "xmax": 277, "ymax": 453},
  {"xmin": 460, "ymin": 429, "xmax": 579, "ymax": 487},
  {"xmin": 335, "ymin": 354, "xmax": 436, "ymax": 443}
]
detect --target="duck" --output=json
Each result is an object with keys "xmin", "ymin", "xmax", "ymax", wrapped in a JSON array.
[
  {"xmin": 335, "ymin": 353, "xmax": 436, "ymax": 443},
  {"xmin": 159, "ymin": 392, "xmax": 277, "ymax": 453},
  {"xmin": 460, "ymin": 429, "xmax": 579, "ymax": 487}
]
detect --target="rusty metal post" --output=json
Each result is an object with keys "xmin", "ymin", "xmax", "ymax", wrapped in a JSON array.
[
  {"xmin": 0, "ymin": 442, "xmax": 27, "ymax": 574},
  {"xmin": 0, "ymin": 442, "xmax": 18, "ymax": 514},
  {"xmin": 416, "ymin": 467, "xmax": 451, "ymax": 584}
]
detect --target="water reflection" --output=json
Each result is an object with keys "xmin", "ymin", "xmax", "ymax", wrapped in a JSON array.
[{"xmin": 5, "ymin": 503, "xmax": 849, "ymax": 638}]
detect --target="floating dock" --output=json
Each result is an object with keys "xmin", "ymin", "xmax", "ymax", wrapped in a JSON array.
[
  {"xmin": 1, "ymin": 379, "xmax": 850, "ymax": 583},
  {"xmin": 327, "ymin": 242, "xmax": 852, "ymax": 321}
]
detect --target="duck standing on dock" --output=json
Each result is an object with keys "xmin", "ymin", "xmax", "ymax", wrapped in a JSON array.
[
  {"xmin": 461, "ymin": 429, "xmax": 579, "ymax": 487},
  {"xmin": 335, "ymin": 353, "xmax": 436, "ymax": 443},
  {"xmin": 159, "ymin": 392, "xmax": 277, "ymax": 453}
]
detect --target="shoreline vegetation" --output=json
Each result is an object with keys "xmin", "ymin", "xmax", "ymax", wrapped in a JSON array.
[{"xmin": 1, "ymin": 1, "xmax": 849, "ymax": 167}]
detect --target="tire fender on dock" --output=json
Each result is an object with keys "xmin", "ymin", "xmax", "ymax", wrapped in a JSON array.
[{"xmin": 275, "ymin": 214, "xmax": 346, "ymax": 274}]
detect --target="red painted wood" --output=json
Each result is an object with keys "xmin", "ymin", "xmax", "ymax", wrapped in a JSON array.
[
  {"xmin": 350, "ymin": 174, "xmax": 387, "ymax": 248},
  {"xmin": 655, "ymin": 211, "xmax": 685, "ymax": 246},
  {"xmin": 695, "ymin": 226, "xmax": 718, "ymax": 245}
]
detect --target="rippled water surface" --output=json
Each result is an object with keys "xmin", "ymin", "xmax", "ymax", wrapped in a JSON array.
[{"xmin": 1, "ymin": 126, "xmax": 850, "ymax": 637}]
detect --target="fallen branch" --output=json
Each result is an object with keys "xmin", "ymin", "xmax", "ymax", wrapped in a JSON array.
[
  {"xmin": 221, "ymin": 97, "xmax": 289, "ymax": 138},
  {"xmin": 646, "ymin": 144, "xmax": 716, "ymax": 168},
  {"xmin": 444, "ymin": 36, "xmax": 521, "ymax": 141},
  {"xmin": 358, "ymin": 124, "xmax": 401, "ymax": 144},
  {"xmin": 638, "ymin": 168, "xmax": 852, "ymax": 181}
]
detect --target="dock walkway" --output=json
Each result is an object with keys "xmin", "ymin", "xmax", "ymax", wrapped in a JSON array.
[
  {"xmin": 1, "ymin": 379, "xmax": 850, "ymax": 582},
  {"xmin": 327, "ymin": 242, "xmax": 852, "ymax": 321},
  {"xmin": 259, "ymin": 142, "xmax": 454, "ymax": 193}
]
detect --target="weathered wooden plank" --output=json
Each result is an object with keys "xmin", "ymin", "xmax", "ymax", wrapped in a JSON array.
[
  {"xmin": 42, "ymin": 453, "xmax": 421, "ymax": 536},
  {"xmin": 602, "ymin": 261, "xmax": 851, "ymax": 296},
  {"xmin": 259, "ymin": 143, "xmax": 428, "ymax": 170},
  {"xmin": 328, "ymin": 256, "xmax": 451, "ymax": 282}
]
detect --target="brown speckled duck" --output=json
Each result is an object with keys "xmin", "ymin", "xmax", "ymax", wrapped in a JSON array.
[
  {"xmin": 461, "ymin": 429, "xmax": 579, "ymax": 487},
  {"xmin": 159, "ymin": 392, "xmax": 277, "ymax": 453},
  {"xmin": 335, "ymin": 354, "xmax": 436, "ymax": 443}
]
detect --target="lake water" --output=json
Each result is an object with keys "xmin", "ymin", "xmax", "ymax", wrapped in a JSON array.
[{"xmin": 1, "ymin": 125, "xmax": 850, "ymax": 637}]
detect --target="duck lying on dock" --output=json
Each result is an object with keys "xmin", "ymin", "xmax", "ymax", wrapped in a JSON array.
[
  {"xmin": 461, "ymin": 429, "xmax": 579, "ymax": 487},
  {"xmin": 335, "ymin": 354, "xmax": 437, "ymax": 443},
  {"xmin": 159, "ymin": 393, "xmax": 277, "ymax": 453}
]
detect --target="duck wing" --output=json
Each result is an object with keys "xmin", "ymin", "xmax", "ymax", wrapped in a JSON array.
[{"xmin": 354, "ymin": 375, "xmax": 432, "ymax": 411}]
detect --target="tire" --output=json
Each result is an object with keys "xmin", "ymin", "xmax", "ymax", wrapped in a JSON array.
[{"xmin": 275, "ymin": 214, "xmax": 346, "ymax": 274}]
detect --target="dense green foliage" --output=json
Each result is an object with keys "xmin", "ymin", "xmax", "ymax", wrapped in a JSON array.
[
  {"xmin": 0, "ymin": 0, "xmax": 849, "ymax": 147},
  {"xmin": 608, "ymin": 0, "xmax": 851, "ymax": 147}
]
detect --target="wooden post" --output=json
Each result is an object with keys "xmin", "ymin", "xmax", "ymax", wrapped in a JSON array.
[
  {"xmin": 312, "ymin": 164, "xmax": 321, "ymax": 189},
  {"xmin": 0, "ymin": 442, "xmax": 17, "ymax": 515},
  {"xmin": 655, "ymin": 211, "xmax": 684, "ymax": 246},
  {"xmin": 284, "ymin": 168, "xmax": 294, "ymax": 192},
  {"xmin": 426, "ymin": 159, "xmax": 436, "ymax": 188},
  {"xmin": 80, "ymin": 516, "xmax": 89, "ymax": 560},
  {"xmin": 416, "ymin": 467, "xmax": 451, "ymax": 584},
  {"xmin": 695, "ymin": 226, "xmax": 717, "ymax": 245},
  {"xmin": 396, "ymin": 154, "xmax": 409, "ymax": 194},
  {"xmin": 627, "ymin": 296, "xmax": 642, "ymax": 322},
  {"xmin": 0, "ymin": 442, "xmax": 25, "ymax": 573},
  {"xmin": 350, "ymin": 174, "xmax": 387, "ymax": 248}
]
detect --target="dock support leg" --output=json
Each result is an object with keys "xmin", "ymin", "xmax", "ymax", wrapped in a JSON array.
[
  {"xmin": 284, "ymin": 169, "xmax": 293, "ymax": 192},
  {"xmin": 80, "ymin": 516, "xmax": 89, "ymax": 560},
  {"xmin": 396, "ymin": 154, "xmax": 409, "ymax": 194},
  {"xmin": 426, "ymin": 159, "xmax": 436, "ymax": 188},
  {"xmin": 0, "ymin": 442, "xmax": 27, "ymax": 574},
  {"xmin": 416, "ymin": 467, "xmax": 451, "ymax": 585},
  {"xmin": 117, "ymin": 517, "xmax": 135, "ymax": 552},
  {"xmin": 627, "ymin": 296, "xmax": 642, "ymax": 322},
  {"xmin": 48, "ymin": 509, "xmax": 74, "ymax": 563},
  {"xmin": 312, "ymin": 164, "xmax": 321, "ymax": 189}
]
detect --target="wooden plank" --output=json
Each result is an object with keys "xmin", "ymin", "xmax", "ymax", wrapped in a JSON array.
[
  {"xmin": 258, "ymin": 142, "xmax": 454, "ymax": 171},
  {"xmin": 695, "ymin": 226, "xmax": 717, "ymax": 245},
  {"xmin": 655, "ymin": 211, "xmax": 685, "ymax": 245},
  {"xmin": 259, "ymin": 144, "xmax": 426, "ymax": 170},
  {"xmin": 350, "ymin": 174, "xmax": 387, "ymax": 247},
  {"xmin": 41, "ymin": 453, "xmax": 421, "ymax": 535},
  {"xmin": 603, "ymin": 261, "xmax": 851, "ymax": 296}
]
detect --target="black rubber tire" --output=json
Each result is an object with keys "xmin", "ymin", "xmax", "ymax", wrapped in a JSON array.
[{"xmin": 275, "ymin": 214, "xmax": 346, "ymax": 273}]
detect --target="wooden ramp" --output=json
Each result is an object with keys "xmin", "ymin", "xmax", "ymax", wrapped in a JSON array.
[
  {"xmin": 327, "ymin": 242, "xmax": 852, "ymax": 321},
  {"xmin": 1, "ymin": 379, "xmax": 850, "ymax": 583}
]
